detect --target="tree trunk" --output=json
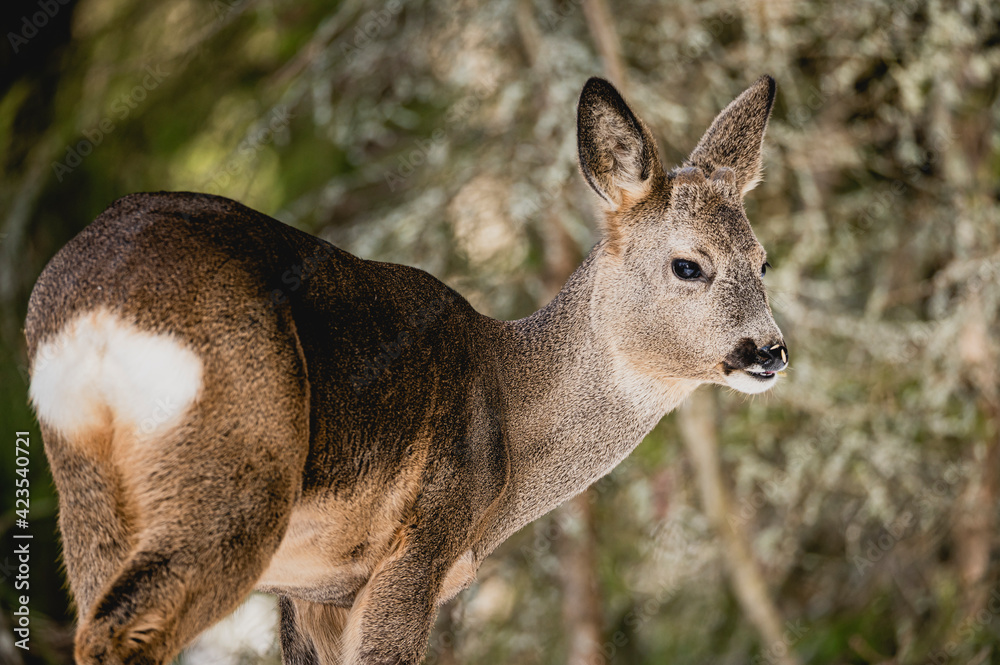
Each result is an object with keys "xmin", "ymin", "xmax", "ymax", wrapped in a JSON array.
[
  {"xmin": 557, "ymin": 495, "xmax": 604, "ymax": 665},
  {"xmin": 679, "ymin": 390, "xmax": 800, "ymax": 665}
]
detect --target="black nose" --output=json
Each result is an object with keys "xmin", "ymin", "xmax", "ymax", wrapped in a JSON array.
[{"xmin": 756, "ymin": 343, "xmax": 788, "ymax": 372}]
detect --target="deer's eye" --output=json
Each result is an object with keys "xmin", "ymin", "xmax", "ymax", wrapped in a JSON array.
[
  {"xmin": 672, "ymin": 259, "xmax": 703, "ymax": 281},
  {"xmin": 761, "ymin": 261, "xmax": 771, "ymax": 277}
]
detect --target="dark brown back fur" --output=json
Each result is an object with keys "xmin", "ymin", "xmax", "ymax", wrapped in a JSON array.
[{"xmin": 25, "ymin": 75, "xmax": 786, "ymax": 665}]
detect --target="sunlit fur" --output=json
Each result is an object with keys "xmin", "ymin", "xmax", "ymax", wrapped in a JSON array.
[{"xmin": 24, "ymin": 75, "xmax": 785, "ymax": 665}]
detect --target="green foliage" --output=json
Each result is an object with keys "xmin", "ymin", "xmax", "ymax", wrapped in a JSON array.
[{"xmin": 1, "ymin": 0, "xmax": 999, "ymax": 663}]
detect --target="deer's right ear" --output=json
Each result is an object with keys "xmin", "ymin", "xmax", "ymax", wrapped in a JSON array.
[{"xmin": 577, "ymin": 78, "xmax": 663, "ymax": 211}]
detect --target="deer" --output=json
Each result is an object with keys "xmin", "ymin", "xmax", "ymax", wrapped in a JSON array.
[{"xmin": 25, "ymin": 74, "xmax": 786, "ymax": 665}]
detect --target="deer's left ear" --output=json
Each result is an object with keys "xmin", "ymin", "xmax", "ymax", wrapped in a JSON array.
[
  {"xmin": 577, "ymin": 77, "xmax": 664, "ymax": 210},
  {"xmin": 686, "ymin": 75, "xmax": 776, "ymax": 196}
]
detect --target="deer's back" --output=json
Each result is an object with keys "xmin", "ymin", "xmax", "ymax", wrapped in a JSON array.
[{"xmin": 26, "ymin": 192, "xmax": 511, "ymax": 602}]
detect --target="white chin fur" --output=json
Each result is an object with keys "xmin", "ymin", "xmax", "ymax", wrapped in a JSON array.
[{"xmin": 724, "ymin": 368, "xmax": 778, "ymax": 395}]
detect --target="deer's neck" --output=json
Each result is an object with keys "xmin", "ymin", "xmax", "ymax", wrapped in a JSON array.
[{"xmin": 479, "ymin": 244, "xmax": 698, "ymax": 557}]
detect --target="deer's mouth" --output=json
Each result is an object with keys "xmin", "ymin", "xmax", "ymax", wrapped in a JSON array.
[{"xmin": 723, "ymin": 364, "xmax": 781, "ymax": 394}]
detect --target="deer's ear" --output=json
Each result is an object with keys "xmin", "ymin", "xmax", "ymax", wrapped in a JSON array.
[
  {"xmin": 577, "ymin": 78, "xmax": 663, "ymax": 210},
  {"xmin": 686, "ymin": 75, "xmax": 776, "ymax": 196}
]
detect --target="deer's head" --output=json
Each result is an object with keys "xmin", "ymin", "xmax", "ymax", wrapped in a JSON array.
[{"xmin": 579, "ymin": 76, "xmax": 787, "ymax": 395}]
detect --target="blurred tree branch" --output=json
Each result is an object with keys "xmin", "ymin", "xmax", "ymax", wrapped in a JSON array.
[
  {"xmin": 680, "ymin": 390, "xmax": 800, "ymax": 665},
  {"xmin": 581, "ymin": 0, "xmax": 625, "ymax": 91}
]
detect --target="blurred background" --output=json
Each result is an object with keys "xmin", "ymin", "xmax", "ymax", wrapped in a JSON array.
[{"xmin": 1, "ymin": 0, "xmax": 999, "ymax": 663}]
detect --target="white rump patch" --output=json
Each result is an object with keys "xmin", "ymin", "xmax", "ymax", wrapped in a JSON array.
[{"xmin": 29, "ymin": 309, "xmax": 203, "ymax": 440}]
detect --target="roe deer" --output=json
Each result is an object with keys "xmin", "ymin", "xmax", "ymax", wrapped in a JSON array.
[{"xmin": 25, "ymin": 75, "xmax": 786, "ymax": 665}]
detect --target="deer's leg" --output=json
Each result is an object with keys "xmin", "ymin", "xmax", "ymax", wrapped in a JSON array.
[
  {"xmin": 42, "ymin": 425, "xmax": 134, "ymax": 617},
  {"xmin": 279, "ymin": 596, "xmax": 350, "ymax": 665},
  {"xmin": 69, "ymin": 346, "xmax": 310, "ymax": 665},
  {"xmin": 340, "ymin": 534, "xmax": 449, "ymax": 665},
  {"xmin": 71, "ymin": 416, "xmax": 304, "ymax": 665}
]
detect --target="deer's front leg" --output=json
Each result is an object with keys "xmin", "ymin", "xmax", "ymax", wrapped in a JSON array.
[{"xmin": 341, "ymin": 531, "xmax": 450, "ymax": 665}]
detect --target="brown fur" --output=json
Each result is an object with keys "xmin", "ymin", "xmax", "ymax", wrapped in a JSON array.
[{"xmin": 25, "ymin": 75, "xmax": 786, "ymax": 664}]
